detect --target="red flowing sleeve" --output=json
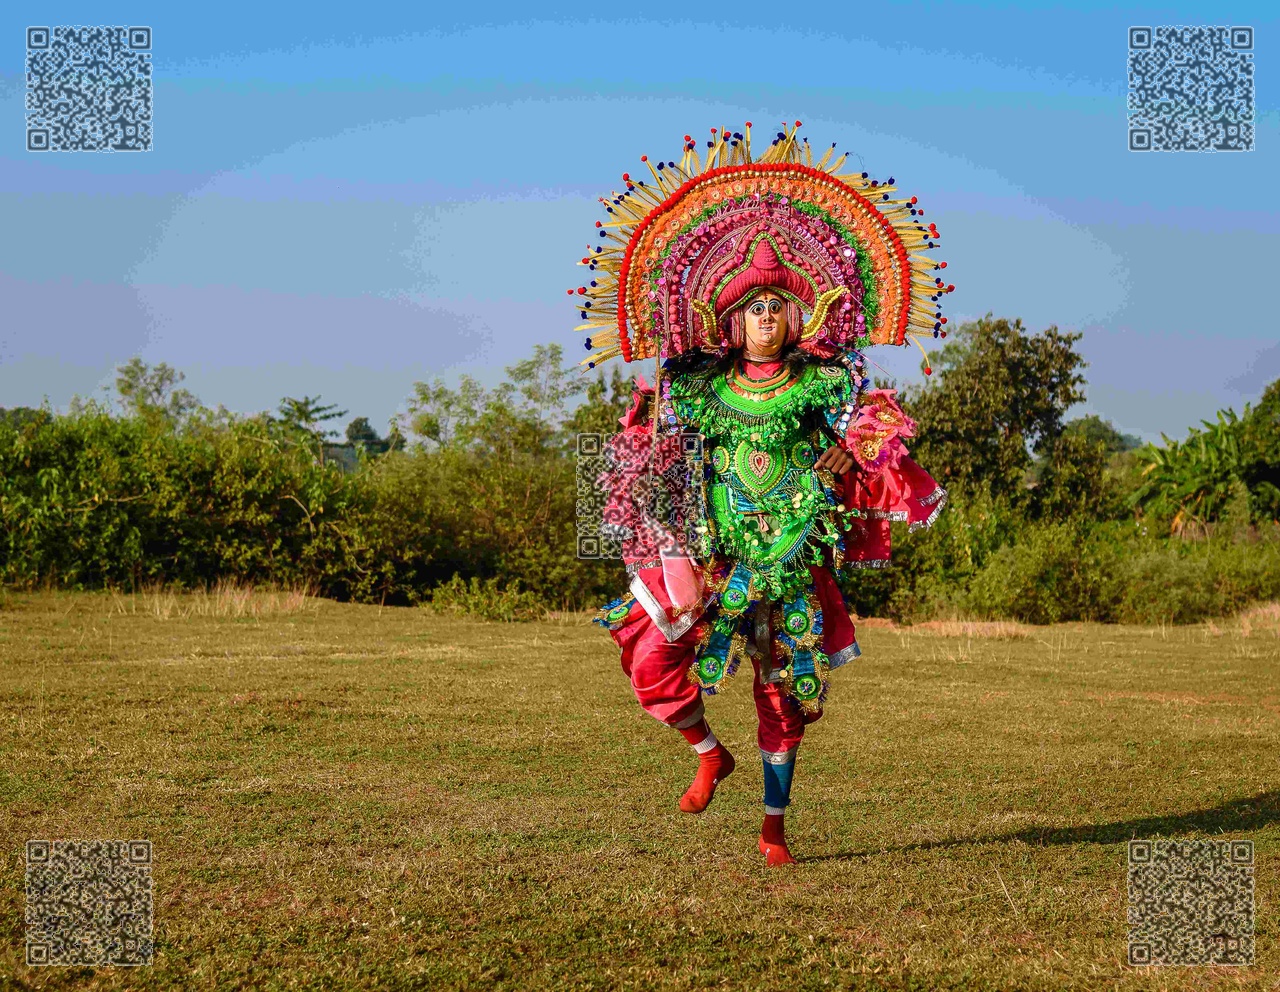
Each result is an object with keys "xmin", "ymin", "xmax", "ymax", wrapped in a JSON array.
[{"xmin": 834, "ymin": 388, "xmax": 948, "ymax": 567}]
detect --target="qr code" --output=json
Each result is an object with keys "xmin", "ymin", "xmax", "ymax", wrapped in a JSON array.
[
  {"xmin": 576, "ymin": 431, "xmax": 707, "ymax": 562},
  {"xmin": 1127, "ymin": 26, "xmax": 1254, "ymax": 152},
  {"xmin": 26, "ymin": 26, "xmax": 153, "ymax": 152},
  {"xmin": 1128, "ymin": 839, "xmax": 1254, "ymax": 966},
  {"xmin": 26, "ymin": 839, "xmax": 155, "ymax": 967}
]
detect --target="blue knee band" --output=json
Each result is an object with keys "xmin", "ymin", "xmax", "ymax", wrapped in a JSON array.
[{"xmin": 761, "ymin": 757, "xmax": 795, "ymax": 809}]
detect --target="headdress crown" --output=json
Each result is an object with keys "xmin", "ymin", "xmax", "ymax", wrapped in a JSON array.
[{"xmin": 570, "ymin": 121, "xmax": 955, "ymax": 372}]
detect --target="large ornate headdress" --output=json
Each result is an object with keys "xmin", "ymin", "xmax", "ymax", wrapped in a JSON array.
[{"xmin": 570, "ymin": 121, "xmax": 954, "ymax": 373}]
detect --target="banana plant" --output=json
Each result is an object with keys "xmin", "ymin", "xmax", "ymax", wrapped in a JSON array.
[{"xmin": 1128, "ymin": 407, "xmax": 1248, "ymax": 536}]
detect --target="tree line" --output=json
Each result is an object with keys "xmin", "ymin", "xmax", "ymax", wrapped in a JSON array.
[{"xmin": 1, "ymin": 314, "xmax": 1276, "ymax": 623}]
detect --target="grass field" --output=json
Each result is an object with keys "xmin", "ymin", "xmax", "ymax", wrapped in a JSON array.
[{"xmin": 3, "ymin": 587, "xmax": 1280, "ymax": 991}]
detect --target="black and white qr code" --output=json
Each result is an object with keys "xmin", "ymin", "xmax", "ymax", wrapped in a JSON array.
[
  {"xmin": 1128, "ymin": 839, "xmax": 1254, "ymax": 966},
  {"xmin": 26, "ymin": 839, "xmax": 155, "ymax": 967},
  {"xmin": 1128, "ymin": 26, "xmax": 1254, "ymax": 152},
  {"xmin": 26, "ymin": 26, "xmax": 153, "ymax": 153},
  {"xmin": 575, "ymin": 431, "xmax": 706, "ymax": 561}
]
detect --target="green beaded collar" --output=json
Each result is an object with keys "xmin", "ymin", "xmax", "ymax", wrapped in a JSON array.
[{"xmin": 670, "ymin": 361, "xmax": 852, "ymax": 446}]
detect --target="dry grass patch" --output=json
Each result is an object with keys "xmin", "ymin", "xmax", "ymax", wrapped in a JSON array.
[
  {"xmin": 1238, "ymin": 600, "xmax": 1280, "ymax": 638},
  {"xmin": 109, "ymin": 578, "xmax": 321, "ymax": 619},
  {"xmin": 906, "ymin": 619, "xmax": 1034, "ymax": 639},
  {"xmin": 856, "ymin": 616, "xmax": 1034, "ymax": 638},
  {"xmin": 1200, "ymin": 602, "xmax": 1280, "ymax": 640}
]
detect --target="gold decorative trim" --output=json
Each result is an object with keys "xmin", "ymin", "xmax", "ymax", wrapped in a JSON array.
[
  {"xmin": 690, "ymin": 300, "xmax": 718, "ymax": 347},
  {"xmin": 800, "ymin": 286, "xmax": 848, "ymax": 341}
]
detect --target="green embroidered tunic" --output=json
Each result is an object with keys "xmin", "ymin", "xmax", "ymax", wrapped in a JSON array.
[
  {"xmin": 654, "ymin": 354, "xmax": 864, "ymax": 711},
  {"xmin": 669, "ymin": 358, "xmax": 859, "ymax": 602}
]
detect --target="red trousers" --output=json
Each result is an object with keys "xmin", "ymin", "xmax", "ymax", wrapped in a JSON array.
[{"xmin": 610, "ymin": 565, "xmax": 856, "ymax": 756}]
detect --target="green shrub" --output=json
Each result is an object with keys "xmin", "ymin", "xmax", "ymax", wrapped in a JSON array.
[
  {"xmin": 426, "ymin": 574, "xmax": 547, "ymax": 622},
  {"xmin": 840, "ymin": 485, "xmax": 1029, "ymax": 623},
  {"xmin": 1111, "ymin": 523, "xmax": 1280, "ymax": 624},
  {"xmin": 956, "ymin": 518, "xmax": 1280, "ymax": 625},
  {"xmin": 3, "ymin": 340, "xmax": 1275, "ymax": 625},
  {"xmin": 338, "ymin": 445, "xmax": 623, "ymax": 608},
  {"xmin": 0, "ymin": 404, "xmax": 367, "ymax": 593},
  {"xmin": 959, "ymin": 520, "xmax": 1120, "ymax": 624},
  {"xmin": 0, "ymin": 401, "xmax": 624, "ymax": 609}
]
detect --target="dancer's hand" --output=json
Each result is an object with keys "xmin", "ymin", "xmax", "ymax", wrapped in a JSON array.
[{"xmin": 815, "ymin": 444, "xmax": 854, "ymax": 475}]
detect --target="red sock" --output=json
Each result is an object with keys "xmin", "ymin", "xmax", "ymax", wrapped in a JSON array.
[
  {"xmin": 677, "ymin": 718, "xmax": 712, "ymax": 747},
  {"xmin": 759, "ymin": 812, "xmax": 797, "ymax": 867},
  {"xmin": 676, "ymin": 720, "xmax": 735, "ymax": 813}
]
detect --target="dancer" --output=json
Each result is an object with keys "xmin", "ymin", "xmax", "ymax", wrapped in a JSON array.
[{"xmin": 580, "ymin": 122, "xmax": 951, "ymax": 865}]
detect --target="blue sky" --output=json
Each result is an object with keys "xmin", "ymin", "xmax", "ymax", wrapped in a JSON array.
[{"xmin": 1, "ymin": 1, "xmax": 1275, "ymax": 443}]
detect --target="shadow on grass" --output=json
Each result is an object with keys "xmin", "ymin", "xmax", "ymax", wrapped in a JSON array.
[{"xmin": 801, "ymin": 790, "xmax": 1280, "ymax": 863}]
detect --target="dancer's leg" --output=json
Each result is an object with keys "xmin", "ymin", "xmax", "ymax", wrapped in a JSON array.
[
  {"xmin": 613, "ymin": 610, "xmax": 734, "ymax": 812},
  {"xmin": 675, "ymin": 716, "xmax": 736, "ymax": 813},
  {"xmin": 751, "ymin": 646, "xmax": 805, "ymax": 866},
  {"xmin": 760, "ymin": 755, "xmax": 797, "ymax": 866}
]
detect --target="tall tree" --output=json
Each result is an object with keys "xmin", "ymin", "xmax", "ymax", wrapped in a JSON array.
[
  {"xmin": 1025, "ymin": 413, "xmax": 1143, "ymax": 521},
  {"xmin": 403, "ymin": 343, "xmax": 589, "ymax": 458},
  {"xmin": 899, "ymin": 314, "xmax": 1088, "ymax": 509},
  {"xmin": 114, "ymin": 357, "xmax": 201, "ymax": 427},
  {"xmin": 275, "ymin": 395, "xmax": 349, "ymax": 465},
  {"xmin": 1031, "ymin": 431, "xmax": 1126, "ymax": 523},
  {"xmin": 345, "ymin": 416, "xmax": 383, "ymax": 451},
  {"xmin": 1060, "ymin": 414, "xmax": 1142, "ymax": 454},
  {"xmin": 384, "ymin": 421, "xmax": 407, "ymax": 453},
  {"xmin": 562, "ymin": 363, "xmax": 634, "ymax": 442},
  {"xmin": 1240, "ymin": 379, "xmax": 1280, "ymax": 522}
]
